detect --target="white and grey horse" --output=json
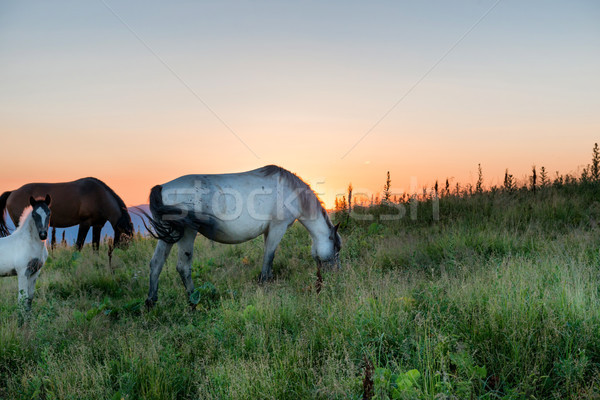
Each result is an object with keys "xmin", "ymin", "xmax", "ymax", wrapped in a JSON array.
[
  {"xmin": 141, "ymin": 165, "xmax": 341, "ymax": 308},
  {"xmin": 0, "ymin": 195, "xmax": 51, "ymax": 311}
]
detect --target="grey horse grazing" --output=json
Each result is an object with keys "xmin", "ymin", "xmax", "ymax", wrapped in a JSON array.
[{"xmin": 141, "ymin": 165, "xmax": 341, "ymax": 308}]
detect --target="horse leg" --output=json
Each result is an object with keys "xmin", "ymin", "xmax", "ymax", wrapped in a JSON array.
[
  {"xmin": 113, "ymin": 230, "xmax": 122, "ymax": 248},
  {"xmin": 92, "ymin": 225, "xmax": 102, "ymax": 252},
  {"xmin": 176, "ymin": 228, "xmax": 196, "ymax": 303},
  {"xmin": 146, "ymin": 239, "xmax": 173, "ymax": 309},
  {"xmin": 76, "ymin": 223, "xmax": 91, "ymax": 250},
  {"xmin": 17, "ymin": 271, "xmax": 30, "ymax": 311},
  {"xmin": 20, "ymin": 257, "xmax": 44, "ymax": 311},
  {"xmin": 260, "ymin": 223, "xmax": 288, "ymax": 282},
  {"xmin": 26, "ymin": 270, "xmax": 41, "ymax": 311}
]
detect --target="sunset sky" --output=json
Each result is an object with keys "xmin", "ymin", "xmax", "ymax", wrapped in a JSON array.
[{"xmin": 1, "ymin": 1, "xmax": 599, "ymax": 208}]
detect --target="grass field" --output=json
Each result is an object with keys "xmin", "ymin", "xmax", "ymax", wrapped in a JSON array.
[{"xmin": 1, "ymin": 182, "xmax": 600, "ymax": 399}]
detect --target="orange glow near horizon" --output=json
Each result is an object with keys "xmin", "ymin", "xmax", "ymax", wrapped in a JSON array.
[{"xmin": 1, "ymin": 121, "xmax": 597, "ymax": 210}]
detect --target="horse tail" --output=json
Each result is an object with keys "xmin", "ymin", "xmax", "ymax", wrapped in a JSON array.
[
  {"xmin": 138, "ymin": 185, "xmax": 204, "ymax": 244},
  {"xmin": 0, "ymin": 191, "xmax": 12, "ymax": 237}
]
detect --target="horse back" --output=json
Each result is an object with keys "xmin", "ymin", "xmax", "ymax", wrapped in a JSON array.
[{"xmin": 161, "ymin": 171, "xmax": 280, "ymax": 210}]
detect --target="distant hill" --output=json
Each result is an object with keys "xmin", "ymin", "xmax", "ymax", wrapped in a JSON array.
[{"xmin": 4, "ymin": 205, "xmax": 151, "ymax": 246}]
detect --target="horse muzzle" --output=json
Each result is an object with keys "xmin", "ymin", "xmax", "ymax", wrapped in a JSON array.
[
  {"xmin": 39, "ymin": 232, "xmax": 48, "ymax": 240},
  {"xmin": 317, "ymin": 258, "xmax": 340, "ymax": 270}
]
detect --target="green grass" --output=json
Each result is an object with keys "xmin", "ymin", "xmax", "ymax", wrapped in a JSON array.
[{"xmin": 2, "ymin": 184, "xmax": 600, "ymax": 399}]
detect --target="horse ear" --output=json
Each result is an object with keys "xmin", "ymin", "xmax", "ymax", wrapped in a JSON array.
[
  {"xmin": 29, "ymin": 196, "xmax": 36, "ymax": 207},
  {"xmin": 334, "ymin": 222, "xmax": 340, "ymax": 232},
  {"xmin": 45, "ymin": 194, "xmax": 51, "ymax": 206}
]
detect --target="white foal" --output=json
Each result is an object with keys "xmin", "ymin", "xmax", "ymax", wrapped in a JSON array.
[{"xmin": 0, "ymin": 195, "xmax": 51, "ymax": 311}]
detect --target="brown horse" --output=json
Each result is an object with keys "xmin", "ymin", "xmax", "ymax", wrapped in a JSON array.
[{"xmin": 0, "ymin": 178, "xmax": 133, "ymax": 250}]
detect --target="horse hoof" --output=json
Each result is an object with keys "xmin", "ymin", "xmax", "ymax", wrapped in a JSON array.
[
  {"xmin": 145, "ymin": 298, "xmax": 155, "ymax": 311},
  {"xmin": 258, "ymin": 274, "xmax": 273, "ymax": 284}
]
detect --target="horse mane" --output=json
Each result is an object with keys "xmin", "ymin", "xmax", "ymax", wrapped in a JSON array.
[
  {"xmin": 85, "ymin": 177, "xmax": 128, "ymax": 214},
  {"xmin": 258, "ymin": 165, "xmax": 331, "ymax": 226},
  {"xmin": 14, "ymin": 206, "xmax": 33, "ymax": 233}
]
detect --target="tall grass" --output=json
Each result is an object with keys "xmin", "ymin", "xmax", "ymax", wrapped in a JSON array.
[{"xmin": 1, "ymin": 183, "xmax": 600, "ymax": 399}]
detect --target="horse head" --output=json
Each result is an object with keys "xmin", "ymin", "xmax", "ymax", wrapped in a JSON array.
[
  {"xmin": 29, "ymin": 195, "xmax": 51, "ymax": 241},
  {"xmin": 314, "ymin": 222, "xmax": 342, "ymax": 269},
  {"xmin": 114, "ymin": 207, "xmax": 134, "ymax": 247}
]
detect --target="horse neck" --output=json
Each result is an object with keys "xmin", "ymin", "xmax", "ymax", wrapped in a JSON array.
[
  {"xmin": 105, "ymin": 195, "xmax": 124, "ymax": 227},
  {"xmin": 108, "ymin": 207, "xmax": 123, "ymax": 227},
  {"xmin": 299, "ymin": 210, "xmax": 330, "ymax": 244},
  {"xmin": 16, "ymin": 213, "xmax": 37, "ymax": 242}
]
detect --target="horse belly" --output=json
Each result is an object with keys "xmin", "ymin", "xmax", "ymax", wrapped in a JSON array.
[
  {"xmin": 0, "ymin": 257, "xmax": 17, "ymax": 276},
  {"xmin": 0, "ymin": 242, "xmax": 19, "ymax": 276},
  {"xmin": 47, "ymin": 204, "xmax": 86, "ymax": 227},
  {"xmin": 198, "ymin": 218, "xmax": 268, "ymax": 244}
]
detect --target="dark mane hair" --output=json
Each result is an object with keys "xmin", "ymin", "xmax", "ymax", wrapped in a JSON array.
[
  {"xmin": 258, "ymin": 165, "xmax": 332, "ymax": 226},
  {"xmin": 85, "ymin": 178, "xmax": 131, "ymax": 227},
  {"xmin": 85, "ymin": 177, "xmax": 127, "ymax": 210},
  {"xmin": 84, "ymin": 177, "xmax": 133, "ymax": 237}
]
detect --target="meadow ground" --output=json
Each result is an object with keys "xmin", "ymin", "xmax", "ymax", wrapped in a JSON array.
[{"xmin": 1, "ymin": 183, "xmax": 600, "ymax": 399}]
